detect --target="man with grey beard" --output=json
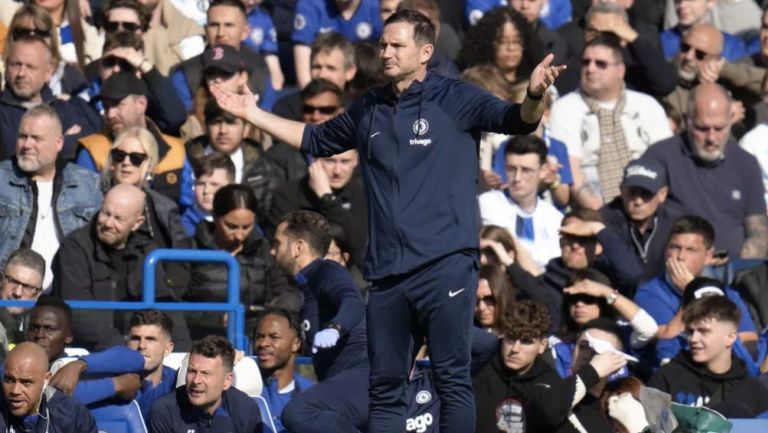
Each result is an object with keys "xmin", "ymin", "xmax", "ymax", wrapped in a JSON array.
[
  {"xmin": 645, "ymin": 82, "xmax": 768, "ymax": 260},
  {"xmin": 0, "ymin": 105, "xmax": 102, "ymax": 292}
]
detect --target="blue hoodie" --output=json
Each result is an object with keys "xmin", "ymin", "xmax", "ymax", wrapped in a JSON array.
[{"xmin": 302, "ymin": 72, "xmax": 538, "ymax": 279}]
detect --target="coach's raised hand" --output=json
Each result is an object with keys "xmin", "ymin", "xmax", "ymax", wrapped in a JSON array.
[
  {"xmin": 210, "ymin": 83, "xmax": 261, "ymax": 125},
  {"xmin": 528, "ymin": 53, "xmax": 567, "ymax": 97}
]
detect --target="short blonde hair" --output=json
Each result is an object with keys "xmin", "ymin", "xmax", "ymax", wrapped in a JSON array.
[{"xmin": 101, "ymin": 126, "xmax": 159, "ymax": 189}]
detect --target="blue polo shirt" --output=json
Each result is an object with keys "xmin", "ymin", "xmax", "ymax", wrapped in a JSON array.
[
  {"xmin": 644, "ymin": 135, "xmax": 766, "ymax": 259},
  {"xmin": 292, "ymin": 0, "xmax": 381, "ymax": 45},
  {"xmin": 246, "ymin": 7, "xmax": 278, "ymax": 54},
  {"xmin": 634, "ymin": 275, "xmax": 756, "ymax": 333},
  {"xmin": 464, "ymin": 0, "xmax": 571, "ymax": 29},
  {"xmin": 660, "ymin": 27, "xmax": 747, "ymax": 62}
]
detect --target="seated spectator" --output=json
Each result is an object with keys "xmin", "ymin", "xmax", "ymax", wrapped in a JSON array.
[
  {"xmin": 292, "ymin": 0, "xmax": 381, "ymax": 87},
  {"xmin": 479, "ymin": 135, "xmax": 564, "ymax": 268},
  {"xmin": 474, "ymin": 264, "xmax": 515, "ymax": 334},
  {"xmin": 0, "ymin": 342, "xmax": 97, "ymax": 432},
  {"xmin": 0, "ymin": 105, "xmax": 102, "ymax": 290},
  {"xmin": 396, "ymin": 0, "xmax": 461, "ymax": 78},
  {"xmin": 600, "ymin": 158, "xmax": 682, "ymax": 280},
  {"xmin": 256, "ymin": 308, "xmax": 314, "ymax": 433},
  {"xmin": 30, "ymin": 0, "xmax": 102, "ymax": 68},
  {"xmin": 185, "ymin": 96, "xmax": 278, "ymax": 220},
  {"xmin": 644, "ymin": 83, "xmax": 768, "ymax": 259},
  {"xmin": 139, "ymin": 0, "xmax": 205, "ymax": 76},
  {"xmin": 52, "ymin": 184, "xmax": 191, "ymax": 351},
  {"xmin": 181, "ymin": 152, "xmax": 235, "ymax": 236},
  {"xmin": 171, "ymin": 0, "xmax": 271, "ymax": 114},
  {"xmin": 187, "ymin": 184, "xmax": 293, "ymax": 339},
  {"xmin": 244, "ymin": 0, "xmax": 284, "ymax": 89},
  {"xmin": 732, "ymin": 255, "xmax": 768, "ymax": 333},
  {"xmin": 457, "ymin": 7, "xmax": 544, "ymax": 94},
  {"xmin": 0, "ymin": 36, "xmax": 102, "ymax": 160},
  {"xmin": 634, "ymin": 216, "xmax": 758, "ymax": 349},
  {"xmin": 77, "ymin": 72, "xmax": 188, "ymax": 204},
  {"xmin": 83, "ymin": 29, "xmax": 187, "ymax": 135},
  {"xmin": 548, "ymin": 33, "xmax": 672, "ymax": 209},
  {"xmin": 324, "ymin": 222, "xmax": 367, "ymax": 290},
  {"xmin": 0, "ymin": 249, "xmax": 46, "ymax": 357},
  {"xmin": 100, "ymin": 126, "xmax": 193, "ymax": 293},
  {"xmin": 5, "ymin": 4, "xmax": 88, "ymax": 97},
  {"xmin": 660, "ymin": 0, "xmax": 748, "ymax": 62},
  {"xmin": 648, "ymin": 296, "xmax": 768, "ymax": 417},
  {"xmin": 511, "ymin": 0, "xmax": 568, "ymax": 64},
  {"xmin": 149, "ymin": 336, "xmax": 263, "ymax": 432}
]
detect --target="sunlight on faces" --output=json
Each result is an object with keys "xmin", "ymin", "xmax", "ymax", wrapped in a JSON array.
[
  {"xmin": 678, "ymin": 26, "xmax": 722, "ymax": 82},
  {"xmin": 380, "ymin": 22, "xmax": 432, "ymax": 80},
  {"xmin": 310, "ymin": 49, "xmax": 355, "ymax": 90},
  {"xmin": 26, "ymin": 307, "xmax": 72, "ymax": 362},
  {"xmin": 271, "ymin": 222, "xmax": 297, "ymax": 274},
  {"xmin": 475, "ymin": 278, "xmax": 496, "ymax": 327},
  {"xmin": 195, "ymin": 169, "xmax": 233, "ymax": 212},
  {"xmin": 686, "ymin": 317, "xmax": 736, "ymax": 366},
  {"xmin": 15, "ymin": 114, "xmax": 62, "ymax": 175},
  {"xmin": 505, "ymin": 153, "xmax": 544, "ymax": 204},
  {"xmin": 105, "ymin": 7, "xmax": 142, "ymax": 34},
  {"xmin": 620, "ymin": 186, "xmax": 667, "ymax": 224},
  {"xmin": 688, "ymin": 89, "xmax": 731, "ymax": 163},
  {"xmin": 207, "ymin": 115, "xmax": 248, "ymax": 155},
  {"xmin": 494, "ymin": 22, "xmax": 524, "ymax": 73},
  {"xmin": 560, "ymin": 218, "xmax": 602, "ymax": 270},
  {"xmin": 96, "ymin": 188, "xmax": 145, "ymax": 249},
  {"xmin": 1, "ymin": 264, "xmax": 43, "ymax": 315},
  {"xmin": 319, "ymin": 150, "xmax": 358, "ymax": 189},
  {"xmin": 665, "ymin": 233, "xmax": 713, "ymax": 284},
  {"xmin": 105, "ymin": 95, "xmax": 147, "ymax": 136},
  {"xmin": 256, "ymin": 313, "xmax": 300, "ymax": 370},
  {"xmin": 206, "ymin": 5, "xmax": 248, "ymax": 48},
  {"xmin": 572, "ymin": 328, "xmax": 621, "ymax": 373},
  {"xmin": 580, "ymin": 45, "xmax": 625, "ymax": 99},
  {"xmin": 6, "ymin": 40, "xmax": 54, "ymax": 101},
  {"xmin": 569, "ymin": 297, "xmax": 602, "ymax": 325},
  {"xmin": 2, "ymin": 349, "xmax": 50, "ymax": 417},
  {"xmin": 127, "ymin": 324, "xmax": 173, "ymax": 373},
  {"xmin": 185, "ymin": 353, "xmax": 233, "ymax": 413},
  {"xmin": 214, "ymin": 208, "xmax": 255, "ymax": 252},
  {"xmin": 110, "ymin": 136, "xmax": 150, "ymax": 186},
  {"xmin": 675, "ymin": 0, "xmax": 713, "ymax": 27},
  {"xmin": 501, "ymin": 334, "xmax": 547, "ymax": 372}
]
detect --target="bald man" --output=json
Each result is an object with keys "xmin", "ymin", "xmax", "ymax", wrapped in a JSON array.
[
  {"xmin": 0, "ymin": 342, "xmax": 97, "ymax": 432},
  {"xmin": 53, "ymin": 184, "xmax": 191, "ymax": 351},
  {"xmin": 646, "ymin": 83, "xmax": 768, "ymax": 259}
]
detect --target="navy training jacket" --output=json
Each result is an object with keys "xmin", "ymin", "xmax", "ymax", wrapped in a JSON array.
[{"xmin": 302, "ymin": 72, "xmax": 539, "ymax": 280}]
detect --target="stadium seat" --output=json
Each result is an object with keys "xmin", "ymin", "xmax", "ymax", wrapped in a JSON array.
[
  {"xmin": 90, "ymin": 400, "xmax": 147, "ymax": 433},
  {"xmin": 730, "ymin": 418, "xmax": 768, "ymax": 433},
  {"xmin": 254, "ymin": 395, "xmax": 278, "ymax": 433}
]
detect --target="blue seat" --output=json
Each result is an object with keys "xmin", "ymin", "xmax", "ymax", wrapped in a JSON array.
[
  {"xmin": 90, "ymin": 400, "xmax": 147, "ymax": 433},
  {"xmin": 254, "ymin": 395, "xmax": 278, "ymax": 433},
  {"xmin": 730, "ymin": 418, "xmax": 768, "ymax": 433}
]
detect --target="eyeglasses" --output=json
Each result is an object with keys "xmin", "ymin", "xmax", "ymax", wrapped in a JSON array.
[
  {"xmin": 560, "ymin": 234, "xmax": 596, "ymax": 246},
  {"xmin": 2, "ymin": 273, "xmax": 42, "ymax": 295},
  {"xmin": 110, "ymin": 149, "xmax": 148, "ymax": 166},
  {"xmin": 476, "ymin": 295, "xmax": 496, "ymax": 306},
  {"xmin": 302, "ymin": 104, "xmax": 339, "ymax": 115},
  {"xmin": 101, "ymin": 55, "xmax": 136, "ymax": 73},
  {"xmin": 680, "ymin": 42, "xmax": 710, "ymax": 61},
  {"xmin": 580, "ymin": 58, "xmax": 621, "ymax": 70},
  {"xmin": 11, "ymin": 27, "xmax": 51, "ymax": 40},
  {"xmin": 104, "ymin": 20, "xmax": 141, "ymax": 33}
]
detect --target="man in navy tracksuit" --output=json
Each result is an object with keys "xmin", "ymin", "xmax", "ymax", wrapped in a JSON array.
[
  {"xmin": 212, "ymin": 9, "xmax": 563, "ymax": 433},
  {"xmin": 272, "ymin": 210, "xmax": 369, "ymax": 433}
]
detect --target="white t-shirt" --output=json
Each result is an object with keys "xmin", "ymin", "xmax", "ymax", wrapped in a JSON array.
[
  {"xmin": 478, "ymin": 190, "xmax": 563, "ymax": 268},
  {"xmin": 739, "ymin": 124, "xmax": 768, "ymax": 206},
  {"xmin": 30, "ymin": 181, "xmax": 59, "ymax": 291}
]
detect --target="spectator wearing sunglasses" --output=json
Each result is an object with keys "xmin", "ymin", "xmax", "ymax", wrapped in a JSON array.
[
  {"xmin": 268, "ymin": 79, "xmax": 368, "ymax": 271},
  {"xmin": 76, "ymin": 71, "xmax": 189, "ymax": 205},
  {"xmin": 0, "ymin": 248, "xmax": 45, "ymax": 358},
  {"xmin": 474, "ymin": 264, "xmax": 515, "ymax": 335},
  {"xmin": 5, "ymin": 4, "xmax": 89, "ymax": 98},
  {"xmin": 548, "ymin": 34, "xmax": 672, "ymax": 209},
  {"xmin": 0, "ymin": 105, "xmax": 101, "ymax": 292},
  {"xmin": 29, "ymin": 0, "xmax": 103, "ymax": 69},
  {"xmin": 82, "ymin": 31, "xmax": 187, "ymax": 135}
]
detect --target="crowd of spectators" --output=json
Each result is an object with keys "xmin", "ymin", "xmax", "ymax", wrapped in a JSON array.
[{"xmin": 0, "ymin": 0, "xmax": 768, "ymax": 432}]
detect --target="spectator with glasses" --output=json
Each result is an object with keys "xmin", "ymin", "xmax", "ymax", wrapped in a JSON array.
[
  {"xmin": 660, "ymin": 0, "xmax": 747, "ymax": 62},
  {"xmin": 82, "ymin": 31, "xmax": 187, "ymax": 135},
  {"xmin": 0, "ymin": 248, "xmax": 45, "ymax": 358},
  {"xmin": 474, "ymin": 264, "xmax": 515, "ymax": 335}
]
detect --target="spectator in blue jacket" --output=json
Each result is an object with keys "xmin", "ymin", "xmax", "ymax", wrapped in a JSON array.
[
  {"xmin": 149, "ymin": 336, "xmax": 263, "ymax": 433},
  {"xmin": 660, "ymin": 0, "xmax": 747, "ymax": 62},
  {"xmin": 256, "ymin": 308, "xmax": 314, "ymax": 433},
  {"xmin": 272, "ymin": 210, "xmax": 369, "ymax": 433},
  {"xmin": 0, "ymin": 342, "xmax": 98, "ymax": 433},
  {"xmin": 0, "ymin": 35, "xmax": 102, "ymax": 161},
  {"xmin": 181, "ymin": 152, "xmax": 235, "ymax": 236}
]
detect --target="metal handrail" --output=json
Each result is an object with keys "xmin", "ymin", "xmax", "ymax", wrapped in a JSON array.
[{"xmin": 0, "ymin": 248, "xmax": 247, "ymax": 351}]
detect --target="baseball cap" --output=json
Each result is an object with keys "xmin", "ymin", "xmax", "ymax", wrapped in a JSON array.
[
  {"xmin": 620, "ymin": 159, "xmax": 666, "ymax": 194},
  {"xmin": 682, "ymin": 277, "xmax": 726, "ymax": 307},
  {"xmin": 202, "ymin": 45, "xmax": 245, "ymax": 75},
  {"xmin": 100, "ymin": 71, "xmax": 147, "ymax": 101}
]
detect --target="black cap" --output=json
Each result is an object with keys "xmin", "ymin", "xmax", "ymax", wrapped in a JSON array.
[
  {"xmin": 204, "ymin": 99, "xmax": 236, "ymax": 124},
  {"xmin": 682, "ymin": 277, "xmax": 725, "ymax": 307},
  {"xmin": 100, "ymin": 71, "xmax": 147, "ymax": 101},
  {"xmin": 202, "ymin": 45, "xmax": 245, "ymax": 74},
  {"xmin": 620, "ymin": 158, "xmax": 666, "ymax": 194}
]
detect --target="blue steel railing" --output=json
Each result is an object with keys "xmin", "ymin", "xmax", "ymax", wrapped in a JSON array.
[{"xmin": 0, "ymin": 249, "xmax": 247, "ymax": 351}]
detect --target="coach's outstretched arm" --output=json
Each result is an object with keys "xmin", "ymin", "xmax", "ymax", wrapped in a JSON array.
[
  {"xmin": 211, "ymin": 84, "xmax": 305, "ymax": 149},
  {"xmin": 521, "ymin": 53, "xmax": 567, "ymax": 124}
]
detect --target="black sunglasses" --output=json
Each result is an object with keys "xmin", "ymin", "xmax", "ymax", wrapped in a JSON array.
[
  {"xmin": 476, "ymin": 295, "xmax": 495, "ymax": 306},
  {"xmin": 111, "ymin": 149, "xmax": 148, "ymax": 166},
  {"xmin": 101, "ymin": 55, "xmax": 136, "ymax": 73},
  {"xmin": 104, "ymin": 20, "xmax": 141, "ymax": 33},
  {"xmin": 680, "ymin": 42, "xmax": 708, "ymax": 61},
  {"xmin": 568, "ymin": 293, "xmax": 601, "ymax": 305},
  {"xmin": 302, "ymin": 104, "xmax": 339, "ymax": 115},
  {"xmin": 11, "ymin": 27, "xmax": 51, "ymax": 40},
  {"xmin": 580, "ymin": 57, "xmax": 618, "ymax": 70}
]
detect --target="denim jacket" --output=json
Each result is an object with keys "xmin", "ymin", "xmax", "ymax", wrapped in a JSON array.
[{"xmin": 0, "ymin": 159, "xmax": 102, "ymax": 268}]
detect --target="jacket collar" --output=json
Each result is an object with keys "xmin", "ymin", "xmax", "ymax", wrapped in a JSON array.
[{"xmin": 0, "ymin": 85, "xmax": 56, "ymax": 108}]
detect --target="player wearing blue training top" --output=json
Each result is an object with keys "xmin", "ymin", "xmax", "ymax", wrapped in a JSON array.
[
  {"xmin": 271, "ymin": 210, "xmax": 369, "ymax": 433},
  {"xmin": 212, "ymin": 9, "xmax": 564, "ymax": 433}
]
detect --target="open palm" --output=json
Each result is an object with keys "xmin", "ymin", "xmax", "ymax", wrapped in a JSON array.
[{"xmin": 210, "ymin": 83, "xmax": 260, "ymax": 122}]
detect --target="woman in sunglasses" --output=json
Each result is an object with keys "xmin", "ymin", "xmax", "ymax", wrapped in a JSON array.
[
  {"xmin": 474, "ymin": 264, "xmax": 515, "ymax": 335},
  {"xmin": 186, "ymin": 184, "xmax": 292, "ymax": 340},
  {"xmin": 5, "ymin": 4, "xmax": 89, "ymax": 97},
  {"xmin": 100, "ymin": 127, "xmax": 193, "ymax": 289},
  {"xmin": 549, "ymin": 269, "xmax": 658, "ymax": 378}
]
